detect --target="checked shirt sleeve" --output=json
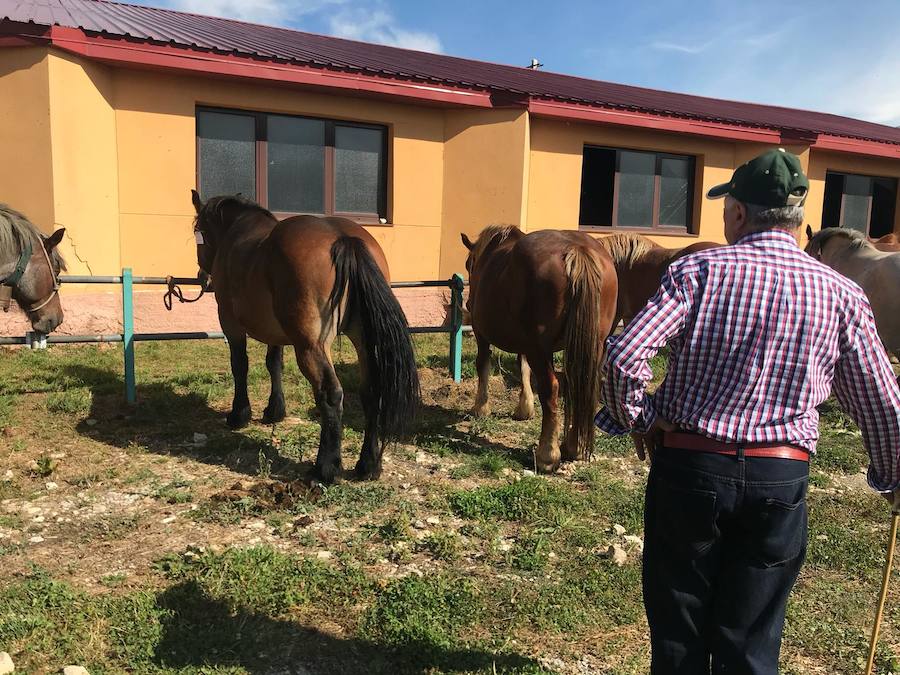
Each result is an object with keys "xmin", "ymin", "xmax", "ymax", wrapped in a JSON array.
[
  {"xmin": 832, "ymin": 297, "xmax": 900, "ymax": 492},
  {"xmin": 595, "ymin": 264, "xmax": 696, "ymax": 435}
]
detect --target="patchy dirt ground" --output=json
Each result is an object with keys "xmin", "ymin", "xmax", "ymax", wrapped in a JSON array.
[{"xmin": 0, "ymin": 337, "xmax": 897, "ymax": 674}]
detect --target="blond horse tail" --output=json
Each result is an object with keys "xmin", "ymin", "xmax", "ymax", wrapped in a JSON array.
[{"xmin": 563, "ymin": 246, "xmax": 607, "ymax": 460}]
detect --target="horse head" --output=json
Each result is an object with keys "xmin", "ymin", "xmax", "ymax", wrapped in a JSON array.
[
  {"xmin": 0, "ymin": 206, "xmax": 66, "ymax": 335},
  {"xmin": 804, "ymin": 226, "xmax": 868, "ymax": 262}
]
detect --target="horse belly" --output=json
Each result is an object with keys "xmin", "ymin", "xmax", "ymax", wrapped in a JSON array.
[{"xmin": 232, "ymin": 290, "xmax": 292, "ymax": 346}]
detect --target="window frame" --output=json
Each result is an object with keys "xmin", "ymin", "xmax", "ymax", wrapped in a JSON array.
[
  {"xmin": 578, "ymin": 145, "xmax": 697, "ymax": 235},
  {"xmin": 196, "ymin": 106, "xmax": 390, "ymax": 225}
]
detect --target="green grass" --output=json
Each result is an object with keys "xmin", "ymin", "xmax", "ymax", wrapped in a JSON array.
[{"xmin": 0, "ymin": 337, "xmax": 896, "ymax": 674}]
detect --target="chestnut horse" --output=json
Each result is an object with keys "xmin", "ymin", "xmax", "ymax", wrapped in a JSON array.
[
  {"xmin": 873, "ymin": 232, "xmax": 900, "ymax": 252},
  {"xmin": 461, "ymin": 226, "xmax": 617, "ymax": 472},
  {"xmin": 598, "ymin": 233, "xmax": 722, "ymax": 326},
  {"xmin": 191, "ymin": 191, "xmax": 419, "ymax": 484},
  {"xmin": 0, "ymin": 205, "xmax": 66, "ymax": 335}
]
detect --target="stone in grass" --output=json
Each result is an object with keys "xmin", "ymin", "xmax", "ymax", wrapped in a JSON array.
[
  {"xmin": 63, "ymin": 667, "xmax": 90, "ymax": 675},
  {"xmin": 612, "ymin": 523, "xmax": 626, "ymax": 536},
  {"xmin": 605, "ymin": 544, "xmax": 628, "ymax": 567},
  {"xmin": 0, "ymin": 651, "xmax": 13, "ymax": 675}
]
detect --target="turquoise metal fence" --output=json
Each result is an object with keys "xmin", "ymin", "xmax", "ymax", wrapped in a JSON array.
[{"xmin": 0, "ymin": 269, "xmax": 470, "ymax": 402}]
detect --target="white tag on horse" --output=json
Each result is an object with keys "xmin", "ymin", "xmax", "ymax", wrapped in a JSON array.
[{"xmin": 194, "ymin": 231, "xmax": 204, "ymax": 245}]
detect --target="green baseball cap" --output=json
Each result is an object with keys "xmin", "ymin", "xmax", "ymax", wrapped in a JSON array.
[{"xmin": 707, "ymin": 148, "xmax": 809, "ymax": 208}]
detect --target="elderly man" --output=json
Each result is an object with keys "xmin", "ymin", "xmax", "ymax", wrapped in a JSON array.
[{"xmin": 595, "ymin": 148, "xmax": 900, "ymax": 674}]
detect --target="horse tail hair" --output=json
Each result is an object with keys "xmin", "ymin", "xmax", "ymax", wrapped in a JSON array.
[
  {"xmin": 327, "ymin": 236, "xmax": 420, "ymax": 445},
  {"xmin": 563, "ymin": 245, "xmax": 607, "ymax": 460}
]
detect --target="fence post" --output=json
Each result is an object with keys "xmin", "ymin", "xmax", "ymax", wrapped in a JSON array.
[
  {"xmin": 122, "ymin": 268, "xmax": 136, "ymax": 404},
  {"xmin": 448, "ymin": 273, "xmax": 464, "ymax": 382}
]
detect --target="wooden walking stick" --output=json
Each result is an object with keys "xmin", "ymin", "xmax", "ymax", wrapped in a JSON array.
[{"xmin": 865, "ymin": 510, "xmax": 899, "ymax": 675}]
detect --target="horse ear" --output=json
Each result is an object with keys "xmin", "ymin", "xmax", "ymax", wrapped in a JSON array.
[
  {"xmin": 191, "ymin": 189, "xmax": 204, "ymax": 214},
  {"xmin": 45, "ymin": 228, "xmax": 65, "ymax": 250},
  {"xmin": 805, "ymin": 224, "xmax": 814, "ymax": 241},
  {"xmin": 461, "ymin": 233, "xmax": 474, "ymax": 250}
]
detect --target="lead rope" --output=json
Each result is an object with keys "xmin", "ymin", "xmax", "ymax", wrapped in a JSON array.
[{"xmin": 163, "ymin": 275, "xmax": 205, "ymax": 311}]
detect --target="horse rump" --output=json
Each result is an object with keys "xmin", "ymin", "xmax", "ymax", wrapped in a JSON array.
[
  {"xmin": 327, "ymin": 236, "xmax": 420, "ymax": 444},
  {"xmin": 563, "ymin": 245, "xmax": 607, "ymax": 460}
]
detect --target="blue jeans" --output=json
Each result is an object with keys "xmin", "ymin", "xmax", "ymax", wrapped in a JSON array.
[{"xmin": 643, "ymin": 446, "xmax": 809, "ymax": 674}]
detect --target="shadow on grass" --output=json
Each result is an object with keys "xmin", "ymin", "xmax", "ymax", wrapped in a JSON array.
[
  {"xmin": 66, "ymin": 365, "xmax": 313, "ymax": 482},
  {"xmin": 155, "ymin": 580, "xmax": 540, "ymax": 675}
]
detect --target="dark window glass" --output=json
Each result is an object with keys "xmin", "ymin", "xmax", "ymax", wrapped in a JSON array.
[
  {"xmin": 659, "ymin": 157, "xmax": 690, "ymax": 227},
  {"xmin": 579, "ymin": 147, "xmax": 616, "ymax": 226},
  {"xmin": 617, "ymin": 151, "xmax": 656, "ymax": 227},
  {"xmin": 823, "ymin": 170, "xmax": 897, "ymax": 237},
  {"xmin": 335, "ymin": 125, "xmax": 384, "ymax": 215},
  {"xmin": 197, "ymin": 111, "xmax": 256, "ymax": 200},
  {"xmin": 267, "ymin": 115, "xmax": 325, "ymax": 214}
]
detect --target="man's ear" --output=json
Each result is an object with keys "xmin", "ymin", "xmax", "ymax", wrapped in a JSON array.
[
  {"xmin": 461, "ymin": 233, "xmax": 473, "ymax": 250},
  {"xmin": 191, "ymin": 189, "xmax": 204, "ymax": 214},
  {"xmin": 805, "ymin": 224, "xmax": 814, "ymax": 241}
]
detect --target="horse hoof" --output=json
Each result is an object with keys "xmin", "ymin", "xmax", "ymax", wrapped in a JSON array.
[
  {"xmin": 536, "ymin": 460, "xmax": 560, "ymax": 474},
  {"xmin": 354, "ymin": 458, "xmax": 383, "ymax": 481},
  {"xmin": 226, "ymin": 406, "xmax": 252, "ymax": 429},
  {"xmin": 471, "ymin": 406, "xmax": 491, "ymax": 419},
  {"xmin": 262, "ymin": 405, "xmax": 286, "ymax": 425},
  {"xmin": 314, "ymin": 461, "xmax": 342, "ymax": 485},
  {"xmin": 512, "ymin": 407, "xmax": 534, "ymax": 421}
]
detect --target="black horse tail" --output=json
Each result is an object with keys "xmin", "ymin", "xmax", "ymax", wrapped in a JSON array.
[{"xmin": 327, "ymin": 236, "xmax": 420, "ymax": 445}]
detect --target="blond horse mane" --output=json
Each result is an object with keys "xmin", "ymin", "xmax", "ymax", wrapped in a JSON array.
[
  {"xmin": 597, "ymin": 232, "xmax": 657, "ymax": 268},
  {"xmin": 469, "ymin": 224, "xmax": 519, "ymax": 265},
  {"xmin": 807, "ymin": 227, "xmax": 873, "ymax": 256}
]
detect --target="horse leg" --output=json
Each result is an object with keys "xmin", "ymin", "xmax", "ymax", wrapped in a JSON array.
[
  {"xmin": 294, "ymin": 342, "xmax": 344, "ymax": 484},
  {"xmin": 530, "ymin": 353, "xmax": 561, "ymax": 473},
  {"xmin": 512, "ymin": 354, "xmax": 535, "ymax": 421},
  {"xmin": 225, "ymin": 333, "xmax": 252, "ymax": 429},
  {"xmin": 347, "ymin": 332, "xmax": 382, "ymax": 480},
  {"xmin": 262, "ymin": 345, "xmax": 286, "ymax": 424},
  {"xmin": 471, "ymin": 333, "xmax": 492, "ymax": 418}
]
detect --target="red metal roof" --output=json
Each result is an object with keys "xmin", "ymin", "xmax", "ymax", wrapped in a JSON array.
[{"xmin": 4, "ymin": 0, "xmax": 900, "ymax": 147}]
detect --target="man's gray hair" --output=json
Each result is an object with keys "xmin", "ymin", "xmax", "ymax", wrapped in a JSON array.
[{"xmin": 744, "ymin": 203, "xmax": 805, "ymax": 231}]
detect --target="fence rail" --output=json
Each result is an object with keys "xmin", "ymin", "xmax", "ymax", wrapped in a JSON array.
[{"xmin": 1, "ymin": 269, "xmax": 469, "ymax": 403}]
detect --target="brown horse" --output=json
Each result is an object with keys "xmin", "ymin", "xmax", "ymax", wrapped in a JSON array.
[
  {"xmin": 873, "ymin": 232, "xmax": 900, "ymax": 252},
  {"xmin": 598, "ymin": 233, "xmax": 722, "ymax": 327},
  {"xmin": 191, "ymin": 191, "xmax": 419, "ymax": 484},
  {"xmin": 0, "ymin": 205, "xmax": 66, "ymax": 335},
  {"xmin": 461, "ymin": 225, "xmax": 617, "ymax": 472}
]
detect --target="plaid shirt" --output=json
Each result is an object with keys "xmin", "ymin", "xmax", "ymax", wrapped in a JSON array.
[{"xmin": 595, "ymin": 229, "xmax": 900, "ymax": 492}]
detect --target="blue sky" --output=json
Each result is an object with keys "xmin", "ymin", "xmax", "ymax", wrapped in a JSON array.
[{"xmin": 125, "ymin": 0, "xmax": 900, "ymax": 126}]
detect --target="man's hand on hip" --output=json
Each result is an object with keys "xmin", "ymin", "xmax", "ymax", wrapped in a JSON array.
[{"xmin": 631, "ymin": 417, "xmax": 676, "ymax": 462}]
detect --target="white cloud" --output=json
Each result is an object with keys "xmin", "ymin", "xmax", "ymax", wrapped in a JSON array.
[
  {"xmin": 649, "ymin": 40, "xmax": 712, "ymax": 55},
  {"xmin": 328, "ymin": 6, "xmax": 442, "ymax": 52}
]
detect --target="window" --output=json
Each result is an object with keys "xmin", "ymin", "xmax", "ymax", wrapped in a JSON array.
[
  {"xmin": 579, "ymin": 147, "xmax": 695, "ymax": 231},
  {"xmin": 822, "ymin": 170, "xmax": 897, "ymax": 238},
  {"xmin": 196, "ymin": 108, "xmax": 388, "ymax": 222}
]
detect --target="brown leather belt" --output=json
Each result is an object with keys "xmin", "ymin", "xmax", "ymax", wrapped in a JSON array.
[{"xmin": 662, "ymin": 431, "xmax": 810, "ymax": 462}]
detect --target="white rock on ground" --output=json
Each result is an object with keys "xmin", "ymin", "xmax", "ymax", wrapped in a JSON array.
[
  {"xmin": 425, "ymin": 516, "xmax": 440, "ymax": 525},
  {"xmin": 0, "ymin": 651, "xmax": 14, "ymax": 674},
  {"xmin": 63, "ymin": 667, "xmax": 90, "ymax": 675},
  {"xmin": 609, "ymin": 544, "xmax": 628, "ymax": 566},
  {"xmin": 613, "ymin": 524, "xmax": 626, "ymax": 536},
  {"xmin": 316, "ymin": 551, "xmax": 333, "ymax": 561}
]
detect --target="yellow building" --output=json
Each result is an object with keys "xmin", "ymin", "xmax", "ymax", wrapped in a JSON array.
[{"xmin": 3, "ymin": 0, "xmax": 900, "ymax": 287}]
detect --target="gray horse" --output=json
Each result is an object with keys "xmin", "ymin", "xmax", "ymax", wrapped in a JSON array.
[
  {"xmin": 0, "ymin": 205, "xmax": 66, "ymax": 335},
  {"xmin": 806, "ymin": 225, "xmax": 900, "ymax": 359}
]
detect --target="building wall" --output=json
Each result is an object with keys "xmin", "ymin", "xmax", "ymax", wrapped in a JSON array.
[
  {"xmin": 806, "ymin": 149, "xmax": 900, "ymax": 235},
  {"xmin": 439, "ymin": 108, "xmax": 530, "ymax": 277},
  {"xmin": 113, "ymin": 67, "xmax": 446, "ymax": 281},
  {"xmin": 47, "ymin": 51, "xmax": 121, "ymax": 276},
  {"xmin": 0, "ymin": 47, "xmax": 54, "ymax": 233},
  {"xmin": 526, "ymin": 117, "xmax": 738, "ymax": 247}
]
